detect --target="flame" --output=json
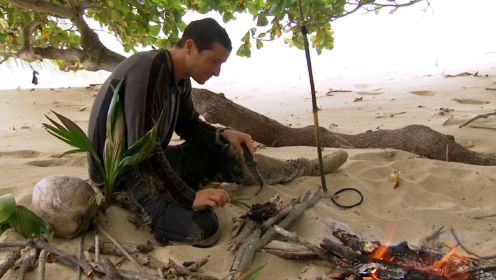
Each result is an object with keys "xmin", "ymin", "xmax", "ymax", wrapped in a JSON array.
[
  {"xmin": 370, "ymin": 244, "xmax": 392, "ymax": 261},
  {"xmin": 432, "ymin": 246, "xmax": 471, "ymax": 279},
  {"xmin": 362, "ymin": 268, "xmax": 380, "ymax": 280}
]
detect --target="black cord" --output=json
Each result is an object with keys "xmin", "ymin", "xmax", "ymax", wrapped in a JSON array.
[{"xmin": 330, "ymin": 187, "xmax": 364, "ymax": 209}]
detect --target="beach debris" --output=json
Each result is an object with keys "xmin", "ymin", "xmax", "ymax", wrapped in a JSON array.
[
  {"xmin": 437, "ymin": 107, "xmax": 453, "ymax": 116},
  {"xmin": 353, "ymin": 96, "xmax": 363, "ymax": 102},
  {"xmin": 452, "ymin": 98, "xmax": 490, "ymax": 105},
  {"xmin": 443, "ymin": 71, "xmax": 479, "ymax": 78},
  {"xmin": 388, "ymin": 170, "xmax": 401, "ymax": 189},
  {"xmin": 32, "ymin": 175, "xmax": 98, "ymax": 238},
  {"xmin": 459, "ymin": 110, "xmax": 496, "ymax": 128},
  {"xmin": 465, "ymin": 139, "xmax": 475, "ymax": 148},
  {"xmin": 240, "ymin": 194, "xmax": 283, "ymax": 222},
  {"xmin": 375, "ymin": 111, "xmax": 406, "ymax": 119},
  {"xmin": 485, "ymin": 87, "xmax": 496, "ymax": 91}
]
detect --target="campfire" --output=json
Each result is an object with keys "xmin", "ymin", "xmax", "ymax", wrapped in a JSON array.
[{"xmin": 320, "ymin": 228, "xmax": 496, "ymax": 280}]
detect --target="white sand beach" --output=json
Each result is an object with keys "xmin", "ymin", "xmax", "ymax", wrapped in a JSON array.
[{"xmin": 0, "ymin": 66, "xmax": 495, "ymax": 279}]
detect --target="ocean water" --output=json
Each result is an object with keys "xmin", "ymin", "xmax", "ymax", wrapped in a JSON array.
[{"xmin": 1, "ymin": 0, "xmax": 495, "ymax": 91}]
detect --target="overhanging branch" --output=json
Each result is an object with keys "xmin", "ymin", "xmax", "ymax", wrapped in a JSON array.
[{"xmin": 5, "ymin": 0, "xmax": 73, "ymax": 19}]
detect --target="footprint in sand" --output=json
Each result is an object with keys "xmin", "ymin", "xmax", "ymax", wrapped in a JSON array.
[
  {"xmin": 0, "ymin": 150, "xmax": 41, "ymax": 158},
  {"xmin": 409, "ymin": 90, "xmax": 435, "ymax": 96},
  {"xmin": 25, "ymin": 156, "xmax": 86, "ymax": 168},
  {"xmin": 451, "ymin": 98, "xmax": 490, "ymax": 105}
]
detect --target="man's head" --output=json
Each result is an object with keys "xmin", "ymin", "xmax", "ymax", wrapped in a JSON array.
[{"xmin": 176, "ymin": 18, "xmax": 232, "ymax": 84}]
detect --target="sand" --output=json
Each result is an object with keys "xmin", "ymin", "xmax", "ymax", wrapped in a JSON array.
[{"xmin": 0, "ymin": 70, "xmax": 495, "ymax": 279}]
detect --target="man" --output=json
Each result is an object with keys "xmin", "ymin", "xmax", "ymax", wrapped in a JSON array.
[{"xmin": 88, "ymin": 18, "xmax": 347, "ymax": 247}]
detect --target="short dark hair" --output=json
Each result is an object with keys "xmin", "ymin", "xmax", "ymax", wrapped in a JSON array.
[{"xmin": 176, "ymin": 18, "xmax": 232, "ymax": 52}]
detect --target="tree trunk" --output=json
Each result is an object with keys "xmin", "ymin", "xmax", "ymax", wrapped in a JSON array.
[{"xmin": 191, "ymin": 88, "xmax": 496, "ymax": 166}]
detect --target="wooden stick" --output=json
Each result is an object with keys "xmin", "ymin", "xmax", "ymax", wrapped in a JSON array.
[
  {"xmin": 95, "ymin": 226, "xmax": 100, "ymax": 265},
  {"xmin": 459, "ymin": 111, "xmax": 496, "ymax": 128},
  {"xmin": 37, "ymin": 250, "xmax": 47, "ymax": 280},
  {"xmin": 273, "ymin": 225, "xmax": 329, "ymax": 260},
  {"xmin": 97, "ymin": 225, "xmax": 139, "ymax": 266},
  {"xmin": 0, "ymin": 249, "xmax": 21, "ymax": 278},
  {"xmin": 77, "ymin": 231, "xmax": 85, "ymax": 280},
  {"xmin": 450, "ymin": 227, "xmax": 479, "ymax": 257}
]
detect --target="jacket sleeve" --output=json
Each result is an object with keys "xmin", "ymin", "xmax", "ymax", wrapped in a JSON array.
[{"xmin": 175, "ymin": 82, "xmax": 226, "ymax": 150}]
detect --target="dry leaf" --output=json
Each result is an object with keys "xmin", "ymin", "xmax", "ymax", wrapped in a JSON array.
[
  {"xmin": 388, "ymin": 170, "xmax": 401, "ymax": 189},
  {"xmin": 465, "ymin": 139, "xmax": 475, "ymax": 148}
]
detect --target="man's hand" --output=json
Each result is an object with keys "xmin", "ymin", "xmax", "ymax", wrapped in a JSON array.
[
  {"xmin": 193, "ymin": 188, "xmax": 230, "ymax": 210},
  {"xmin": 222, "ymin": 129, "xmax": 255, "ymax": 157}
]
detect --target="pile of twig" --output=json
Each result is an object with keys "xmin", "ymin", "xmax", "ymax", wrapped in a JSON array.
[{"xmin": 0, "ymin": 228, "xmax": 219, "ymax": 280}]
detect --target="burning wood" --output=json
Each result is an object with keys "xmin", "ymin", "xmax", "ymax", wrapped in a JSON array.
[{"xmin": 320, "ymin": 228, "xmax": 496, "ymax": 280}]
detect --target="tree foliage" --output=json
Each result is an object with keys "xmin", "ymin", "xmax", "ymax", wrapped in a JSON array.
[{"xmin": 0, "ymin": 0, "xmax": 427, "ymax": 71}]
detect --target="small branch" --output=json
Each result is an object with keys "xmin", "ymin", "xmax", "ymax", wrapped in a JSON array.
[
  {"xmin": 97, "ymin": 225, "xmax": 140, "ymax": 266},
  {"xmin": 0, "ymin": 249, "xmax": 21, "ymax": 278},
  {"xmin": 37, "ymin": 250, "xmax": 47, "ymax": 280},
  {"xmin": 95, "ymin": 227, "xmax": 100, "ymax": 264},
  {"xmin": 102, "ymin": 258, "xmax": 120, "ymax": 280},
  {"xmin": 459, "ymin": 111, "xmax": 496, "ymax": 128},
  {"xmin": 471, "ymin": 213, "xmax": 496, "ymax": 220},
  {"xmin": 450, "ymin": 227, "xmax": 479, "ymax": 257},
  {"xmin": 77, "ymin": 232, "xmax": 85, "ymax": 280},
  {"xmin": 273, "ymin": 225, "xmax": 330, "ymax": 261}
]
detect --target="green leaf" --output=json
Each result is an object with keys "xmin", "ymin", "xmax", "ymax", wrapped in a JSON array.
[
  {"xmin": 256, "ymin": 14, "xmax": 268, "ymax": 27},
  {"xmin": 119, "ymin": 125, "xmax": 157, "ymax": 168},
  {"xmin": 8, "ymin": 205, "xmax": 53, "ymax": 238},
  {"xmin": 0, "ymin": 194, "xmax": 15, "ymax": 224}
]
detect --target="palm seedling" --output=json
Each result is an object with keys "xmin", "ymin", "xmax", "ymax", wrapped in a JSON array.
[
  {"xmin": 43, "ymin": 78, "xmax": 158, "ymax": 204},
  {"xmin": 0, "ymin": 193, "xmax": 53, "ymax": 237}
]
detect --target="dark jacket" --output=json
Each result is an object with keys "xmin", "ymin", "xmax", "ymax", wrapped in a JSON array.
[{"xmin": 87, "ymin": 50, "xmax": 220, "ymax": 208}]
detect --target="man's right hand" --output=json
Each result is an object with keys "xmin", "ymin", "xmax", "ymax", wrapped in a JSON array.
[{"xmin": 192, "ymin": 188, "xmax": 230, "ymax": 210}]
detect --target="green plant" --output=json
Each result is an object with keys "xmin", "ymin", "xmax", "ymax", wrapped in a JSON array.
[
  {"xmin": 43, "ymin": 78, "xmax": 158, "ymax": 204},
  {"xmin": 0, "ymin": 194, "xmax": 53, "ymax": 238}
]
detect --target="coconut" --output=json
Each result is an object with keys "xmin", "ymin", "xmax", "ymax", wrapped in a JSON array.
[{"xmin": 32, "ymin": 175, "xmax": 98, "ymax": 238}]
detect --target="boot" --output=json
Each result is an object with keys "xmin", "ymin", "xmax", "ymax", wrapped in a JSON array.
[{"xmin": 238, "ymin": 149, "xmax": 348, "ymax": 185}]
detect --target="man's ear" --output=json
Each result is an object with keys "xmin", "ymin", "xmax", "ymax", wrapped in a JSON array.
[{"xmin": 184, "ymin": 39, "xmax": 196, "ymax": 54}]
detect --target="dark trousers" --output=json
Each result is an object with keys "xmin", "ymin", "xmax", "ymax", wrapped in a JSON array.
[{"xmin": 117, "ymin": 142, "xmax": 242, "ymax": 246}]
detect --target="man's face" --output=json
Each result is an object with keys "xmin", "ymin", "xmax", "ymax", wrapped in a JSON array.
[{"xmin": 186, "ymin": 40, "xmax": 230, "ymax": 84}]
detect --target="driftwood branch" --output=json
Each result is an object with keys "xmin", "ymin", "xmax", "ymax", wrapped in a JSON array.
[
  {"xmin": 192, "ymin": 89, "xmax": 496, "ymax": 166},
  {"xmin": 0, "ymin": 249, "xmax": 21, "ymax": 277},
  {"xmin": 230, "ymin": 189, "xmax": 323, "ymax": 275},
  {"xmin": 273, "ymin": 225, "xmax": 330, "ymax": 261},
  {"xmin": 459, "ymin": 111, "xmax": 496, "ymax": 128}
]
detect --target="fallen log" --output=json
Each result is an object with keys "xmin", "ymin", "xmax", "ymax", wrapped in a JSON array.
[{"xmin": 192, "ymin": 89, "xmax": 496, "ymax": 166}]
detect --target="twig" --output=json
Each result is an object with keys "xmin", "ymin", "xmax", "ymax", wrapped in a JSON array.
[
  {"xmin": 375, "ymin": 112, "xmax": 406, "ymax": 119},
  {"xmin": 17, "ymin": 247, "xmax": 41, "ymax": 279},
  {"xmin": 420, "ymin": 226, "xmax": 445, "ymax": 248},
  {"xmin": 471, "ymin": 213, "xmax": 496, "ymax": 220},
  {"xmin": 459, "ymin": 111, "xmax": 496, "ymax": 128},
  {"xmin": 450, "ymin": 227, "xmax": 479, "ymax": 257},
  {"xmin": 37, "ymin": 250, "xmax": 47, "ymax": 280},
  {"xmin": 445, "ymin": 144, "xmax": 449, "ymax": 161},
  {"xmin": 0, "ymin": 249, "xmax": 21, "ymax": 277},
  {"xmin": 273, "ymin": 225, "xmax": 330, "ymax": 261},
  {"xmin": 95, "ymin": 226, "xmax": 100, "ymax": 265},
  {"xmin": 97, "ymin": 225, "xmax": 139, "ymax": 266},
  {"xmin": 77, "ymin": 231, "xmax": 85, "ymax": 280},
  {"xmin": 102, "ymin": 258, "xmax": 120, "ymax": 280},
  {"xmin": 485, "ymin": 87, "xmax": 496, "ymax": 91}
]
